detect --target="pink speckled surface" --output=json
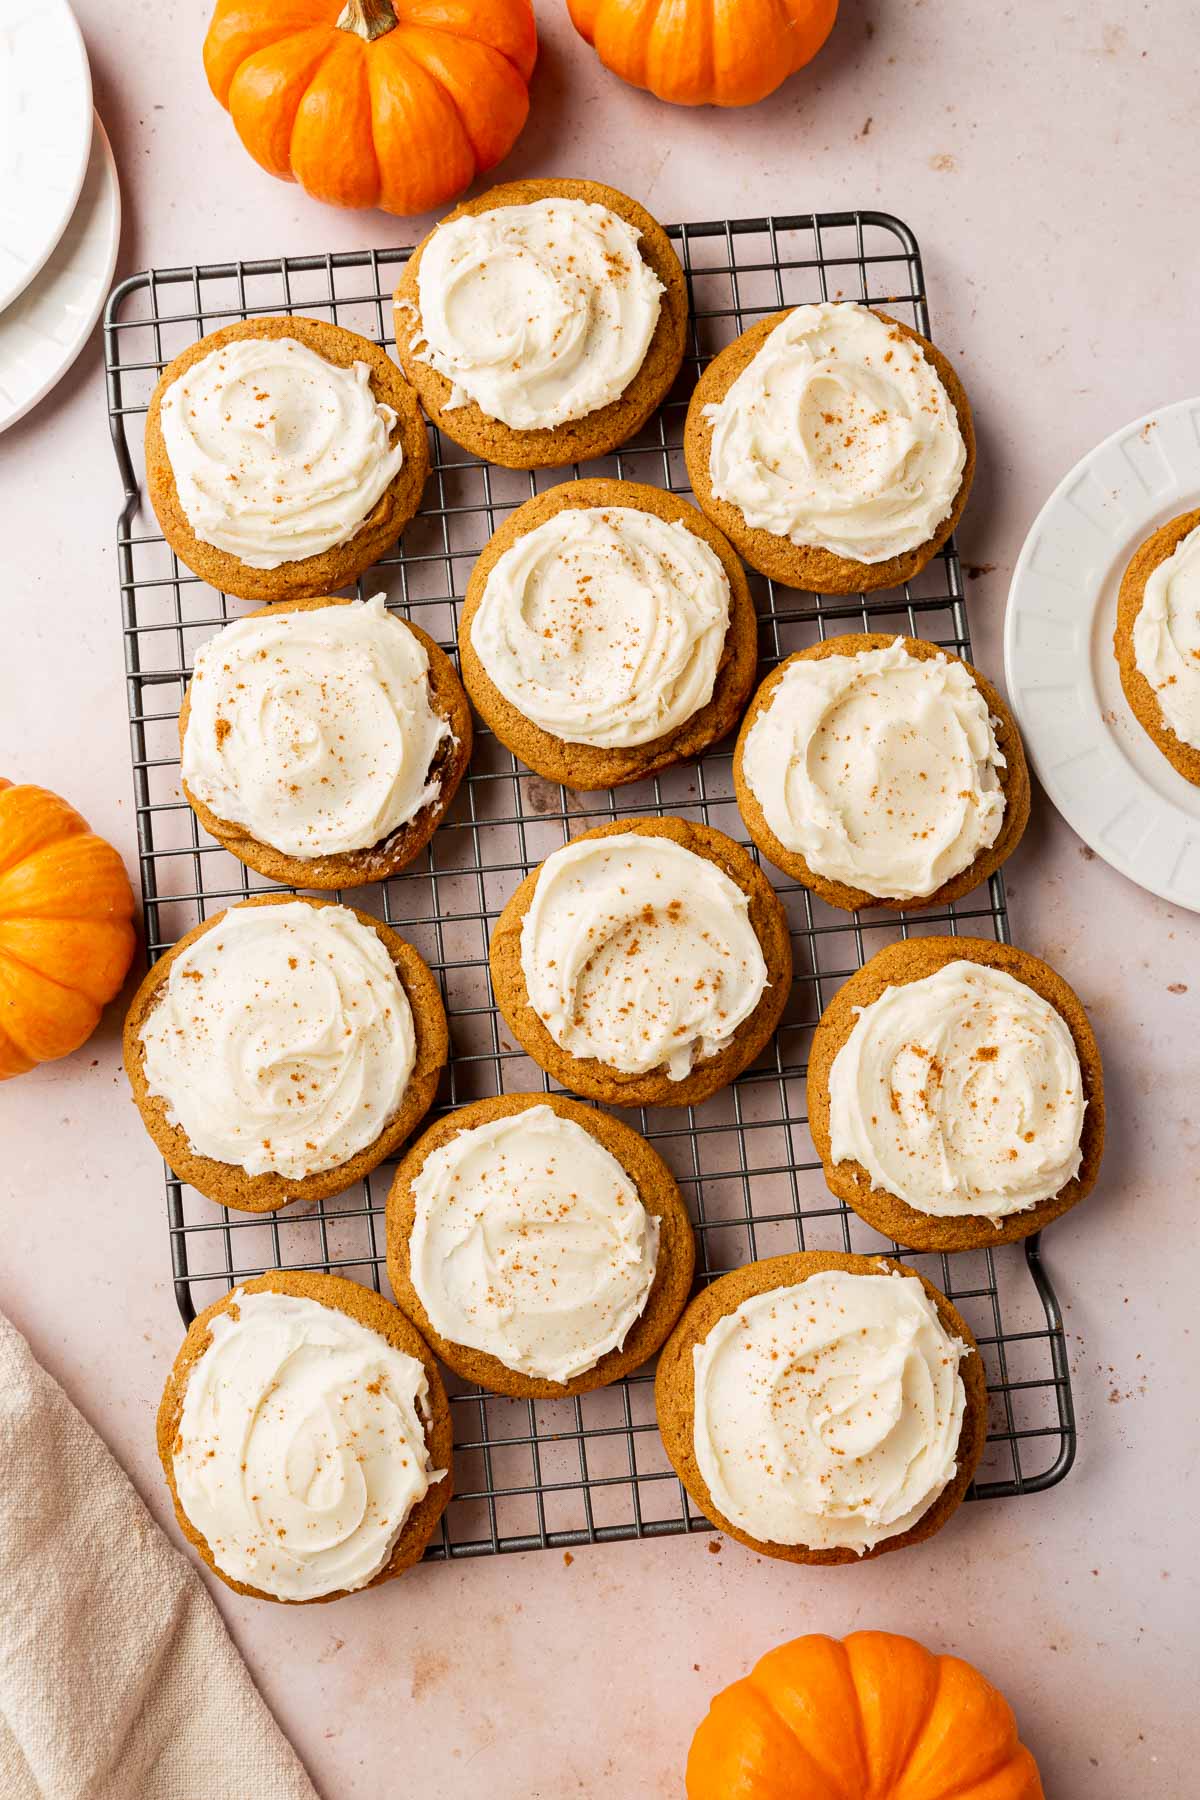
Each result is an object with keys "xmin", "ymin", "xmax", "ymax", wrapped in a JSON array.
[{"xmin": 1, "ymin": 4, "xmax": 1196, "ymax": 1795}]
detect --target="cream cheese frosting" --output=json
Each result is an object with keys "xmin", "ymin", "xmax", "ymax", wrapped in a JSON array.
[
  {"xmin": 1133, "ymin": 520, "xmax": 1200, "ymax": 750},
  {"xmin": 182, "ymin": 595, "xmax": 452, "ymax": 860},
  {"xmin": 138, "ymin": 902, "xmax": 416, "ymax": 1181},
  {"xmin": 741, "ymin": 639, "xmax": 1006, "ymax": 899},
  {"xmin": 408, "ymin": 1105, "xmax": 659, "ymax": 1383},
  {"xmin": 409, "ymin": 199, "xmax": 664, "ymax": 430},
  {"xmin": 470, "ymin": 507, "xmax": 731, "ymax": 749},
  {"xmin": 519, "ymin": 832, "xmax": 769, "ymax": 1080},
  {"xmin": 158, "ymin": 335, "xmax": 405, "ymax": 569},
  {"xmin": 174, "ymin": 1288, "xmax": 444, "ymax": 1601},
  {"xmin": 828, "ymin": 959, "xmax": 1085, "ymax": 1219},
  {"xmin": 704, "ymin": 303, "xmax": 967, "ymax": 563},
  {"xmin": 692, "ymin": 1269, "xmax": 967, "ymax": 1553}
]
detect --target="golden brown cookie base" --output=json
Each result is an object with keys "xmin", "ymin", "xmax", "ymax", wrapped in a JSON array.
[
  {"xmin": 684, "ymin": 309, "xmax": 976, "ymax": 595},
  {"xmin": 145, "ymin": 315, "xmax": 430, "ymax": 603},
  {"xmin": 489, "ymin": 815, "xmax": 793, "ymax": 1109},
  {"xmin": 460, "ymin": 479, "xmax": 756, "ymax": 789},
  {"xmin": 654, "ymin": 1251, "xmax": 987, "ymax": 1565},
  {"xmin": 1113, "ymin": 509, "xmax": 1200, "ymax": 786},
  {"xmin": 394, "ymin": 179, "xmax": 688, "ymax": 471},
  {"xmin": 807, "ymin": 936, "xmax": 1105, "ymax": 1252},
  {"xmin": 157, "ymin": 1271, "xmax": 452, "ymax": 1604},
  {"xmin": 732, "ymin": 634, "xmax": 1030, "ymax": 911},
  {"xmin": 124, "ymin": 894, "xmax": 449, "ymax": 1213},
  {"xmin": 179, "ymin": 597, "xmax": 472, "ymax": 889},
  {"xmin": 386, "ymin": 1091, "xmax": 696, "ymax": 1398}
]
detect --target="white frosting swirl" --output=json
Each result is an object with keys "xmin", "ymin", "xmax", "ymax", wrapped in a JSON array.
[
  {"xmin": 704, "ymin": 303, "xmax": 966, "ymax": 563},
  {"xmin": 1133, "ymin": 521, "xmax": 1200, "ymax": 750},
  {"xmin": 471, "ymin": 507, "xmax": 731, "ymax": 749},
  {"xmin": 158, "ymin": 335, "xmax": 405, "ymax": 569},
  {"xmin": 139, "ymin": 902, "xmax": 416, "ymax": 1180},
  {"xmin": 182, "ymin": 596, "xmax": 452, "ymax": 860},
  {"xmin": 519, "ymin": 832, "xmax": 769, "ymax": 1080},
  {"xmin": 409, "ymin": 1105, "xmax": 659, "ymax": 1383},
  {"xmin": 741, "ymin": 640, "xmax": 1006, "ymax": 899},
  {"xmin": 174, "ymin": 1288, "xmax": 444, "ymax": 1601},
  {"xmin": 829, "ymin": 960, "xmax": 1085, "ymax": 1219},
  {"xmin": 693, "ymin": 1270, "xmax": 966, "ymax": 1553},
  {"xmin": 410, "ymin": 198, "xmax": 664, "ymax": 430}
]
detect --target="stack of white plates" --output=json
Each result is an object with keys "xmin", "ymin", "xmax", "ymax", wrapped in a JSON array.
[{"xmin": 0, "ymin": 0, "xmax": 122, "ymax": 432}]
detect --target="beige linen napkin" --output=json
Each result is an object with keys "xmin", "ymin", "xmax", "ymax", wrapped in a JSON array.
[{"xmin": 0, "ymin": 1309, "xmax": 320, "ymax": 1800}]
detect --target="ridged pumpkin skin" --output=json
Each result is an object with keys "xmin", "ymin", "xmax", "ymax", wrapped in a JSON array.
[
  {"xmin": 204, "ymin": 0, "xmax": 538, "ymax": 217},
  {"xmin": 0, "ymin": 782, "xmax": 136, "ymax": 1080},
  {"xmin": 687, "ymin": 1632, "xmax": 1045, "ymax": 1800},
  {"xmin": 567, "ymin": 0, "xmax": 838, "ymax": 108}
]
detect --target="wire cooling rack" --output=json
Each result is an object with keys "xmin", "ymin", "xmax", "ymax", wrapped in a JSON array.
[{"xmin": 104, "ymin": 209, "xmax": 1076, "ymax": 1560}]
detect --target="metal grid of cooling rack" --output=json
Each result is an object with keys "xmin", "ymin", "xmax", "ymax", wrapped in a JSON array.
[{"xmin": 104, "ymin": 209, "xmax": 1075, "ymax": 1561}]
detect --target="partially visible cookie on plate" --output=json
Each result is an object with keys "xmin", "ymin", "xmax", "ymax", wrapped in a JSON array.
[
  {"xmin": 807, "ymin": 935, "xmax": 1105, "ymax": 1251},
  {"xmin": 460, "ymin": 478, "xmax": 756, "ymax": 789},
  {"xmin": 180, "ymin": 594, "xmax": 471, "ymax": 888},
  {"xmin": 146, "ymin": 315, "xmax": 429, "ymax": 602},
  {"xmin": 489, "ymin": 815, "xmax": 793, "ymax": 1109},
  {"xmin": 685, "ymin": 302, "xmax": 975, "ymax": 594},
  {"xmin": 394, "ymin": 178, "xmax": 688, "ymax": 469},
  {"xmin": 655, "ymin": 1251, "xmax": 987, "ymax": 1565},
  {"xmin": 387, "ymin": 1091, "xmax": 695, "ymax": 1398},
  {"xmin": 158, "ymin": 1270, "xmax": 451, "ymax": 1603},
  {"xmin": 1113, "ymin": 508, "xmax": 1200, "ymax": 785},
  {"xmin": 733, "ymin": 633, "xmax": 1029, "ymax": 911}
]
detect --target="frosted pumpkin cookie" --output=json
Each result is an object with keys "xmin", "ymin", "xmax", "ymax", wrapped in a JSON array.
[
  {"xmin": 807, "ymin": 937, "xmax": 1105, "ymax": 1252},
  {"xmin": 145, "ymin": 315, "xmax": 429, "ymax": 602},
  {"xmin": 460, "ymin": 479, "xmax": 756, "ymax": 789},
  {"xmin": 1113, "ymin": 508, "xmax": 1200, "ymax": 785},
  {"xmin": 180, "ymin": 594, "xmax": 471, "ymax": 889},
  {"xmin": 124, "ymin": 895, "xmax": 448, "ymax": 1213},
  {"xmin": 655, "ymin": 1252, "xmax": 986, "ymax": 1565},
  {"xmin": 158, "ymin": 1271, "xmax": 451, "ymax": 1603},
  {"xmin": 489, "ymin": 816, "xmax": 792, "ymax": 1108},
  {"xmin": 394, "ymin": 178, "xmax": 688, "ymax": 469},
  {"xmin": 733, "ymin": 634, "xmax": 1029, "ymax": 911},
  {"xmin": 387, "ymin": 1092, "xmax": 695, "ymax": 1398},
  {"xmin": 685, "ymin": 303, "xmax": 975, "ymax": 594}
]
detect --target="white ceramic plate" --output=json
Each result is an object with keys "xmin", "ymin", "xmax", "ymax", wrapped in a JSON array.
[
  {"xmin": 0, "ymin": 113, "xmax": 120, "ymax": 434},
  {"xmin": 0, "ymin": 0, "xmax": 93, "ymax": 309},
  {"xmin": 1004, "ymin": 397, "xmax": 1200, "ymax": 912}
]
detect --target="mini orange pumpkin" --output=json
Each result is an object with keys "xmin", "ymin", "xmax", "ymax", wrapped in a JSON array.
[
  {"xmin": 567, "ymin": 0, "xmax": 838, "ymax": 108},
  {"xmin": 204, "ymin": 0, "xmax": 538, "ymax": 217},
  {"xmin": 687, "ymin": 1631, "xmax": 1045, "ymax": 1800},
  {"xmin": 0, "ymin": 782, "xmax": 136, "ymax": 1080}
]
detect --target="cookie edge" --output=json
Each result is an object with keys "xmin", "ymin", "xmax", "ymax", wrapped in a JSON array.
[
  {"xmin": 123, "ymin": 894, "xmax": 449, "ymax": 1213},
  {"xmin": 488, "ymin": 815, "xmax": 794, "ymax": 1109},
  {"xmin": 683, "ymin": 307, "xmax": 976, "ymax": 595},
  {"xmin": 731, "ymin": 633, "xmax": 1030, "ymax": 911},
  {"xmin": 653, "ymin": 1250, "xmax": 988, "ymax": 1565},
  {"xmin": 156, "ymin": 1269, "xmax": 453, "ymax": 1604},
  {"xmin": 805, "ymin": 935, "xmax": 1106, "ymax": 1251},
  {"xmin": 385, "ymin": 1090, "xmax": 696, "ymax": 1398}
]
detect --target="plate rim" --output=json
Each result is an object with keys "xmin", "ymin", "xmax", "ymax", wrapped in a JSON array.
[
  {"xmin": 0, "ymin": 0, "xmax": 94, "ymax": 310},
  {"xmin": 1003, "ymin": 393, "xmax": 1200, "ymax": 913},
  {"xmin": 0, "ymin": 111, "xmax": 120, "ymax": 435}
]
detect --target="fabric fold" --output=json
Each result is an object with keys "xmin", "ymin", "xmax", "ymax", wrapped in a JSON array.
[{"xmin": 0, "ymin": 1309, "xmax": 319, "ymax": 1800}]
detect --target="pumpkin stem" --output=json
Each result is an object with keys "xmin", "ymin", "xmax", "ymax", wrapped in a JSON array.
[{"xmin": 335, "ymin": 0, "xmax": 399, "ymax": 42}]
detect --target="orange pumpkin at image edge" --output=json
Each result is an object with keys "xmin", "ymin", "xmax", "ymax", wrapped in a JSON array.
[
  {"xmin": 0, "ymin": 782, "xmax": 136, "ymax": 1081},
  {"xmin": 568, "ymin": 0, "xmax": 838, "ymax": 108},
  {"xmin": 687, "ymin": 1631, "xmax": 1044, "ymax": 1800},
  {"xmin": 203, "ymin": 0, "xmax": 538, "ymax": 217}
]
